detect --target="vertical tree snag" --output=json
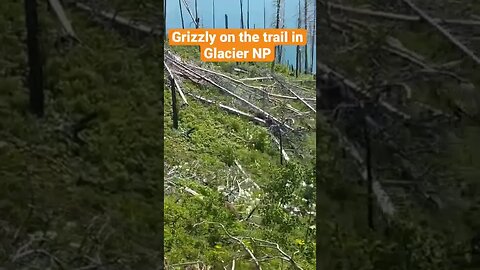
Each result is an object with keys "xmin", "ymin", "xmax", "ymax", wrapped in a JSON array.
[
  {"xmin": 25, "ymin": 0, "xmax": 44, "ymax": 117},
  {"xmin": 212, "ymin": 0, "xmax": 215, "ymax": 28},
  {"xmin": 304, "ymin": 0, "xmax": 308, "ymax": 74},
  {"xmin": 194, "ymin": 0, "xmax": 199, "ymax": 28},
  {"xmin": 178, "ymin": 0, "xmax": 185, "ymax": 29},
  {"xmin": 170, "ymin": 77, "xmax": 179, "ymax": 129},
  {"xmin": 279, "ymin": 127, "xmax": 284, "ymax": 165},
  {"xmin": 247, "ymin": 0, "xmax": 250, "ymax": 29},
  {"xmin": 240, "ymin": 0, "xmax": 244, "ymax": 29}
]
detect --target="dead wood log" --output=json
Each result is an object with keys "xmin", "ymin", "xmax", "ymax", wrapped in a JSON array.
[
  {"xmin": 167, "ymin": 52, "xmax": 316, "ymax": 102},
  {"xmin": 331, "ymin": 127, "xmax": 396, "ymax": 217},
  {"xmin": 318, "ymin": 63, "xmax": 411, "ymax": 120},
  {"xmin": 239, "ymin": 77, "xmax": 273, "ymax": 81},
  {"xmin": 323, "ymin": 17, "xmax": 470, "ymax": 83},
  {"xmin": 283, "ymin": 86, "xmax": 316, "ymax": 113},
  {"xmin": 48, "ymin": 0, "xmax": 79, "ymax": 42},
  {"xmin": 400, "ymin": 0, "xmax": 480, "ymax": 66},
  {"xmin": 185, "ymin": 92, "xmax": 290, "ymax": 162},
  {"xmin": 164, "ymin": 61, "xmax": 189, "ymax": 105},
  {"xmin": 185, "ymin": 92, "xmax": 267, "ymax": 125},
  {"xmin": 319, "ymin": 1, "xmax": 480, "ymax": 27},
  {"xmin": 168, "ymin": 59, "xmax": 294, "ymax": 131},
  {"xmin": 74, "ymin": 3, "xmax": 161, "ymax": 36}
]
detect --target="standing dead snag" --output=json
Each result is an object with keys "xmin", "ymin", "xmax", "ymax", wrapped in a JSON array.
[
  {"xmin": 303, "ymin": 0, "xmax": 308, "ymax": 74},
  {"xmin": 25, "ymin": 0, "xmax": 44, "ymax": 117},
  {"xmin": 178, "ymin": 0, "xmax": 185, "ymax": 29},
  {"xmin": 212, "ymin": 0, "xmax": 215, "ymax": 28},
  {"xmin": 170, "ymin": 76, "xmax": 179, "ymax": 129},
  {"xmin": 240, "ymin": 0, "xmax": 244, "ymax": 29}
]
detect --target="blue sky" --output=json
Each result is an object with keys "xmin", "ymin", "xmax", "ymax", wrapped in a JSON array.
[{"xmin": 166, "ymin": 0, "xmax": 316, "ymax": 71}]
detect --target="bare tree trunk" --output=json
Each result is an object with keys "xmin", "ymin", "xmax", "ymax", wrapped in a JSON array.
[
  {"xmin": 295, "ymin": 47, "xmax": 300, "ymax": 77},
  {"xmin": 279, "ymin": 128, "xmax": 284, "ymax": 165},
  {"xmin": 247, "ymin": 0, "xmax": 250, "ymax": 29},
  {"xmin": 304, "ymin": 0, "xmax": 308, "ymax": 74},
  {"xmin": 263, "ymin": 0, "xmax": 266, "ymax": 28},
  {"xmin": 311, "ymin": 1, "xmax": 316, "ymax": 73},
  {"xmin": 164, "ymin": 0, "xmax": 167, "ymax": 36},
  {"xmin": 310, "ymin": 22, "xmax": 314, "ymax": 73},
  {"xmin": 25, "ymin": 0, "xmax": 44, "ymax": 117},
  {"xmin": 170, "ymin": 77, "xmax": 179, "ymax": 129},
  {"xmin": 212, "ymin": 0, "xmax": 215, "ymax": 28},
  {"xmin": 178, "ymin": 0, "xmax": 185, "ymax": 29},
  {"xmin": 271, "ymin": 0, "xmax": 282, "ymax": 72},
  {"xmin": 194, "ymin": 0, "xmax": 199, "ymax": 28},
  {"xmin": 295, "ymin": 0, "xmax": 301, "ymax": 77},
  {"xmin": 240, "ymin": 0, "xmax": 244, "ymax": 29}
]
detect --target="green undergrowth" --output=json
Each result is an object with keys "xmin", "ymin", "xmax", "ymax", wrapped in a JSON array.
[
  {"xmin": 1, "ymin": 1, "xmax": 163, "ymax": 268},
  {"xmin": 164, "ymin": 47, "xmax": 317, "ymax": 268}
]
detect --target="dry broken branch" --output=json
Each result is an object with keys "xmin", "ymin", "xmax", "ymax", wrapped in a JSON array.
[
  {"xmin": 164, "ymin": 61, "xmax": 189, "ymax": 105},
  {"xmin": 48, "ymin": 0, "xmax": 80, "ymax": 41},
  {"xmin": 400, "ymin": 0, "xmax": 480, "ymax": 66},
  {"xmin": 193, "ymin": 222, "xmax": 262, "ymax": 270},
  {"xmin": 319, "ymin": 1, "xmax": 480, "ymax": 27}
]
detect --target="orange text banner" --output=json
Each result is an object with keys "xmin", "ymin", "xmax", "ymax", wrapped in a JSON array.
[{"xmin": 168, "ymin": 29, "xmax": 307, "ymax": 62}]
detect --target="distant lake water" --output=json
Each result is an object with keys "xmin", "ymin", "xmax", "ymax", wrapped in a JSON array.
[{"xmin": 166, "ymin": 0, "xmax": 316, "ymax": 73}]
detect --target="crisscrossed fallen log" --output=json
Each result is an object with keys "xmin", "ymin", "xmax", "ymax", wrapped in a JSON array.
[
  {"xmin": 323, "ymin": 17, "xmax": 470, "ymax": 83},
  {"xmin": 318, "ymin": 63, "xmax": 412, "ymax": 120},
  {"xmin": 166, "ymin": 55, "xmax": 295, "ymax": 131},
  {"xmin": 319, "ymin": 1, "xmax": 480, "ymax": 27},
  {"xmin": 400, "ymin": 0, "xmax": 480, "ymax": 66},
  {"xmin": 185, "ymin": 92, "xmax": 266, "ymax": 125},
  {"xmin": 331, "ymin": 126, "xmax": 396, "ymax": 217},
  {"xmin": 182, "ymin": 60, "xmax": 315, "ymax": 102},
  {"xmin": 164, "ymin": 61, "xmax": 188, "ymax": 105},
  {"xmin": 271, "ymin": 76, "xmax": 316, "ymax": 113},
  {"xmin": 74, "ymin": 2, "xmax": 162, "ymax": 36},
  {"xmin": 185, "ymin": 92, "xmax": 290, "ymax": 162}
]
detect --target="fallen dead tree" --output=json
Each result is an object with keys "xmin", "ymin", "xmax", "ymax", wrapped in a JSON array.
[
  {"xmin": 165, "ymin": 53, "xmax": 295, "ymax": 131},
  {"xmin": 193, "ymin": 222, "xmax": 304, "ymax": 270},
  {"xmin": 400, "ymin": 0, "xmax": 480, "ymax": 66},
  {"xmin": 73, "ymin": 2, "xmax": 162, "ymax": 36},
  {"xmin": 322, "ymin": 17, "xmax": 469, "ymax": 83},
  {"xmin": 183, "ymin": 60, "xmax": 316, "ymax": 102},
  {"xmin": 164, "ymin": 61, "xmax": 188, "ymax": 105},
  {"xmin": 319, "ymin": 1, "xmax": 480, "ymax": 27},
  {"xmin": 318, "ymin": 63, "xmax": 412, "ymax": 120},
  {"xmin": 48, "ymin": 0, "xmax": 80, "ymax": 42},
  {"xmin": 185, "ymin": 92, "xmax": 290, "ymax": 162},
  {"xmin": 271, "ymin": 76, "xmax": 316, "ymax": 113},
  {"xmin": 185, "ymin": 92, "xmax": 266, "ymax": 125},
  {"xmin": 331, "ymin": 126, "xmax": 396, "ymax": 217}
]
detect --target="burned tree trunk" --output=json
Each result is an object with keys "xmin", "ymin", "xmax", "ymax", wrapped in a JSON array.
[
  {"xmin": 212, "ymin": 0, "xmax": 215, "ymax": 28},
  {"xmin": 25, "ymin": 0, "xmax": 44, "ymax": 117},
  {"xmin": 170, "ymin": 77, "xmax": 179, "ymax": 129},
  {"xmin": 178, "ymin": 0, "xmax": 185, "ymax": 29}
]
